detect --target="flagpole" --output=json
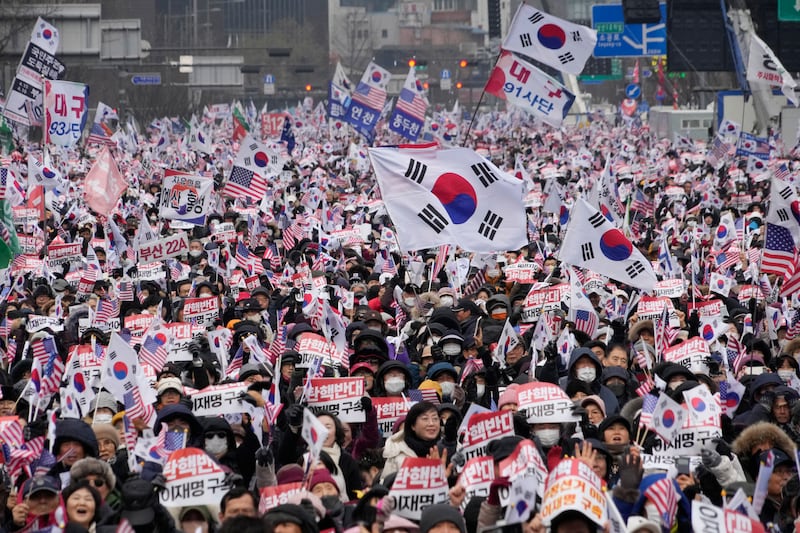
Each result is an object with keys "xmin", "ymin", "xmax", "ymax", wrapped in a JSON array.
[{"xmin": 462, "ymin": 53, "xmax": 502, "ymax": 146}]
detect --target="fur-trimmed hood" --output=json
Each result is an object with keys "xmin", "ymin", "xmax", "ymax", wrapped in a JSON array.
[
  {"xmin": 620, "ymin": 396, "xmax": 644, "ymax": 427},
  {"xmin": 732, "ymin": 421, "xmax": 796, "ymax": 459},
  {"xmin": 628, "ymin": 320, "xmax": 654, "ymax": 343}
]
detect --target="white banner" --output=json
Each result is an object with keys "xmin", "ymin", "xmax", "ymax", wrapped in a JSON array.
[
  {"xmin": 159, "ymin": 170, "xmax": 214, "ymax": 225},
  {"xmin": 44, "ymin": 80, "xmax": 89, "ymax": 147}
]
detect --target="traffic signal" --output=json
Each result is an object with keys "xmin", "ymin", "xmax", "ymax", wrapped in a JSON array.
[
  {"xmin": 456, "ymin": 82, "xmax": 463, "ymax": 89},
  {"xmin": 408, "ymin": 59, "xmax": 416, "ymax": 68},
  {"xmin": 459, "ymin": 59, "xmax": 469, "ymax": 68},
  {"xmin": 487, "ymin": 0, "xmax": 502, "ymax": 39},
  {"xmin": 305, "ymin": 84, "xmax": 312, "ymax": 92}
]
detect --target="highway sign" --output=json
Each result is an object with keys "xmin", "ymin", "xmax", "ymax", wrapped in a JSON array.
[
  {"xmin": 779, "ymin": 0, "xmax": 800, "ymax": 21},
  {"xmin": 441, "ymin": 69, "xmax": 451, "ymax": 80},
  {"xmin": 263, "ymin": 74, "xmax": 275, "ymax": 95},
  {"xmin": 625, "ymin": 84, "xmax": 641, "ymax": 99},
  {"xmin": 131, "ymin": 73, "xmax": 161, "ymax": 85},
  {"xmin": 264, "ymin": 74, "xmax": 275, "ymax": 84},
  {"xmin": 592, "ymin": 3, "xmax": 667, "ymax": 57}
]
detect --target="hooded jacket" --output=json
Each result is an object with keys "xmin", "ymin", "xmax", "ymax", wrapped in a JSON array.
[
  {"xmin": 47, "ymin": 419, "xmax": 100, "ymax": 478},
  {"xmin": 732, "ymin": 421, "xmax": 797, "ymax": 481},
  {"xmin": 559, "ymin": 348, "xmax": 620, "ymax": 415},
  {"xmin": 380, "ymin": 428, "xmax": 417, "ymax": 483}
]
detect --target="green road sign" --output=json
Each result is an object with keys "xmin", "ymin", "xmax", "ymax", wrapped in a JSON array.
[{"xmin": 778, "ymin": 0, "xmax": 800, "ymax": 21}]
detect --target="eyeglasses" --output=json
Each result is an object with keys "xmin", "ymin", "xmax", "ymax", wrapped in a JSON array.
[
  {"xmin": 85, "ymin": 478, "xmax": 105, "ymax": 488},
  {"xmin": 205, "ymin": 431, "xmax": 227, "ymax": 440}
]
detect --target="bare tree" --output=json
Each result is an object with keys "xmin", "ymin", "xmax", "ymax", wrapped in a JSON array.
[
  {"xmin": 329, "ymin": 9, "xmax": 373, "ymax": 75},
  {"xmin": 0, "ymin": 1, "xmax": 59, "ymax": 57}
]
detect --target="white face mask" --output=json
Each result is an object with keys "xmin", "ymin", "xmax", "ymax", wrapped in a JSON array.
[
  {"xmin": 384, "ymin": 378, "xmax": 405, "ymax": 394},
  {"xmin": 188, "ymin": 250, "xmax": 203, "ymax": 258},
  {"xmin": 205, "ymin": 435, "xmax": 228, "ymax": 456},
  {"xmin": 94, "ymin": 414, "xmax": 113, "ymax": 425},
  {"xmin": 779, "ymin": 369, "xmax": 795, "ymax": 382},
  {"xmin": 475, "ymin": 384, "xmax": 486, "ymax": 398},
  {"xmin": 487, "ymin": 268, "xmax": 500, "ymax": 277},
  {"xmin": 535, "ymin": 428, "xmax": 560, "ymax": 447},
  {"xmin": 439, "ymin": 296, "xmax": 454, "ymax": 307},
  {"xmin": 442, "ymin": 343, "xmax": 461, "ymax": 356},
  {"xmin": 576, "ymin": 367, "xmax": 596, "ymax": 383},
  {"xmin": 404, "ymin": 298, "xmax": 416, "ymax": 307},
  {"xmin": 439, "ymin": 382, "xmax": 455, "ymax": 398}
]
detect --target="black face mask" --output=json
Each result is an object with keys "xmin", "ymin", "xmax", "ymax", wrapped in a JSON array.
[
  {"xmin": 607, "ymin": 383, "xmax": 626, "ymax": 397},
  {"xmin": 320, "ymin": 495, "xmax": 343, "ymax": 514}
]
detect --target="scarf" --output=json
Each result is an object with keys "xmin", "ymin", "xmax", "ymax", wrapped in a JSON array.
[
  {"xmin": 404, "ymin": 430, "xmax": 438, "ymax": 458},
  {"xmin": 323, "ymin": 443, "xmax": 341, "ymax": 465}
]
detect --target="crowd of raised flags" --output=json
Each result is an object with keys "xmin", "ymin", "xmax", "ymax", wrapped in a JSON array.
[{"xmin": 0, "ymin": 6, "xmax": 797, "ymax": 533}]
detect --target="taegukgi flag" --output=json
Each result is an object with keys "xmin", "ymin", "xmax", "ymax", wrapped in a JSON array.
[
  {"xmin": 485, "ymin": 51, "xmax": 575, "ymax": 127},
  {"xmin": 502, "ymin": 4, "xmax": 597, "ymax": 76},
  {"xmin": 559, "ymin": 198, "xmax": 657, "ymax": 292},
  {"xmin": 368, "ymin": 143, "xmax": 527, "ymax": 252}
]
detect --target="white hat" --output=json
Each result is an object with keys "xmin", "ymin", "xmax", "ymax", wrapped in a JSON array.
[{"xmin": 626, "ymin": 516, "xmax": 660, "ymax": 533}]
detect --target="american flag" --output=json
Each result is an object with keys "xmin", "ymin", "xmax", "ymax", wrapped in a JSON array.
[
  {"xmin": 86, "ymin": 121, "xmax": 116, "ymax": 146},
  {"xmin": 0, "ymin": 418, "xmax": 24, "ymax": 448},
  {"xmin": 5, "ymin": 436, "xmax": 45, "ymax": 483},
  {"xmin": 139, "ymin": 330, "xmax": 170, "ymax": 370},
  {"xmin": 781, "ymin": 255, "xmax": 800, "ymax": 298},
  {"xmin": 574, "ymin": 309, "xmax": 598, "ymax": 338},
  {"xmin": 31, "ymin": 337, "xmax": 64, "ymax": 395},
  {"xmin": 630, "ymin": 189, "xmax": 654, "ymax": 216},
  {"xmin": 282, "ymin": 222, "xmax": 304, "ymax": 250},
  {"xmin": 117, "ymin": 518, "xmax": 136, "ymax": 533},
  {"xmin": 644, "ymin": 478, "xmax": 679, "ymax": 529},
  {"xmin": 775, "ymin": 162, "xmax": 792, "ymax": 181},
  {"xmin": 123, "ymin": 387, "xmax": 154, "ymax": 425},
  {"xmin": 762, "ymin": 223, "xmax": 796, "ymax": 277},
  {"xmin": 117, "ymin": 280, "xmax": 134, "ymax": 301},
  {"xmin": 266, "ymin": 325, "xmax": 287, "ymax": 365},
  {"xmin": 395, "ymin": 87, "xmax": 427, "ymax": 121},
  {"xmin": 226, "ymin": 346, "xmax": 244, "ymax": 379},
  {"xmin": 431, "ymin": 244, "xmax": 450, "ymax": 281},
  {"xmin": 655, "ymin": 306, "xmax": 677, "ymax": 357},
  {"xmin": 222, "ymin": 165, "xmax": 268, "ymax": 200},
  {"xmin": 639, "ymin": 393, "xmax": 658, "ymax": 430},
  {"xmin": 408, "ymin": 388, "xmax": 440, "ymax": 404},
  {"xmin": 391, "ymin": 300, "xmax": 408, "ymax": 331},
  {"xmin": 352, "ymin": 82, "xmax": 387, "ymax": 111},
  {"xmin": 727, "ymin": 334, "xmax": 745, "ymax": 371},
  {"xmin": 263, "ymin": 244, "xmax": 282, "ymax": 270},
  {"xmin": 635, "ymin": 349, "xmax": 652, "ymax": 372},
  {"xmin": 785, "ymin": 309, "xmax": 800, "ymax": 342},
  {"xmin": 94, "ymin": 297, "xmax": 120, "ymax": 325},
  {"xmin": 236, "ymin": 241, "xmax": 265, "ymax": 276},
  {"xmin": 635, "ymin": 376, "xmax": 654, "ymax": 398}
]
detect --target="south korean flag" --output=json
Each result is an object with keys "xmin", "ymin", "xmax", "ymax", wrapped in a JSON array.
[
  {"xmin": 368, "ymin": 143, "xmax": 528, "ymax": 252},
  {"xmin": 559, "ymin": 198, "xmax": 657, "ymax": 292}
]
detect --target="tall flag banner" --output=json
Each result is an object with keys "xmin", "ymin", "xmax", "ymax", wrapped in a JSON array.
[
  {"xmin": 188, "ymin": 116, "xmax": 213, "ymax": 154},
  {"xmin": 86, "ymin": 101, "xmax": 117, "ymax": 146},
  {"xmin": 388, "ymin": 67, "xmax": 428, "ymax": 141},
  {"xmin": 159, "ymin": 170, "xmax": 214, "ymax": 225},
  {"xmin": 559, "ymin": 198, "xmax": 657, "ymax": 292},
  {"xmin": 232, "ymin": 102, "xmax": 249, "ymax": 143},
  {"xmin": 328, "ymin": 61, "xmax": 352, "ymax": 120},
  {"xmin": 762, "ymin": 223, "xmax": 796, "ymax": 278},
  {"xmin": 346, "ymin": 61, "xmax": 391, "ymax": 139},
  {"xmin": 27, "ymin": 153, "xmax": 63, "ymax": 191},
  {"xmin": 502, "ymin": 5, "xmax": 597, "ymax": 75},
  {"xmin": 83, "ymin": 146, "xmax": 128, "ymax": 216},
  {"xmin": 301, "ymin": 407, "xmax": 330, "ymax": 464},
  {"xmin": 31, "ymin": 17, "xmax": 60, "ymax": 55},
  {"xmin": 484, "ymin": 51, "xmax": 575, "ymax": 127},
  {"xmin": 746, "ymin": 31, "xmax": 797, "ymax": 106},
  {"xmin": 44, "ymin": 80, "xmax": 89, "ymax": 147},
  {"xmin": 222, "ymin": 134, "xmax": 270, "ymax": 200},
  {"xmin": 368, "ymin": 143, "xmax": 527, "ymax": 252}
]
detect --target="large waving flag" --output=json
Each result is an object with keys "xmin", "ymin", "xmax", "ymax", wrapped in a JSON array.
[
  {"xmin": 222, "ymin": 134, "xmax": 270, "ymax": 200},
  {"xmin": 559, "ymin": 198, "xmax": 657, "ymax": 292},
  {"xmin": 389, "ymin": 67, "xmax": 428, "ymax": 141},
  {"xmin": 83, "ymin": 146, "xmax": 127, "ymax": 216},
  {"xmin": 346, "ymin": 61, "xmax": 390, "ymax": 139},
  {"xmin": 368, "ymin": 143, "xmax": 527, "ymax": 252},
  {"xmin": 747, "ymin": 31, "xmax": 797, "ymax": 106},
  {"xmin": 502, "ymin": 4, "xmax": 597, "ymax": 75},
  {"xmin": 767, "ymin": 177, "xmax": 800, "ymax": 244},
  {"xmin": 188, "ymin": 115, "xmax": 213, "ymax": 154},
  {"xmin": 328, "ymin": 61, "xmax": 352, "ymax": 120},
  {"xmin": 484, "ymin": 51, "xmax": 575, "ymax": 127},
  {"xmin": 27, "ymin": 153, "xmax": 62, "ymax": 191}
]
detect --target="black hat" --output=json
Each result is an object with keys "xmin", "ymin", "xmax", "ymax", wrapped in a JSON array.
[
  {"xmin": 280, "ymin": 350, "xmax": 300, "ymax": 366},
  {"xmin": 264, "ymin": 504, "xmax": 318, "ymax": 533},
  {"xmin": 251, "ymin": 286, "xmax": 270, "ymax": 298},
  {"xmin": 420, "ymin": 504, "xmax": 466, "ymax": 533},
  {"xmin": 451, "ymin": 298, "xmax": 480, "ymax": 314},
  {"xmin": 120, "ymin": 478, "xmax": 158, "ymax": 526},
  {"xmin": 22, "ymin": 475, "xmax": 60, "ymax": 495},
  {"xmin": 195, "ymin": 281, "xmax": 217, "ymax": 295},
  {"xmin": 239, "ymin": 363, "xmax": 272, "ymax": 381},
  {"xmin": 52, "ymin": 278, "xmax": 70, "ymax": 292},
  {"xmin": 157, "ymin": 362, "xmax": 182, "ymax": 380},
  {"xmin": 598, "ymin": 414, "xmax": 631, "ymax": 435},
  {"xmin": 486, "ymin": 435, "xmax": 523, "ymax": 463},
  {"xmin": 239, "ymin": 298, "xmax": 265, "ymax": 312},
  {"xmin": 761, "ymin": 448, "xmax": 794, "ymax": 469}
]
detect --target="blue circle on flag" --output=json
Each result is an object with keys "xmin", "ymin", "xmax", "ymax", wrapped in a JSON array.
[
  {"xmin": 431, "ymin": 173, "xmax": 476, "ymax": 224},
  {"xmin": 537, "ymin": 24, "xmax": 566, "ymax": 49},
  {"xmin": 599, "ymin": 229, "xmax": 632, "ymax": 261}
]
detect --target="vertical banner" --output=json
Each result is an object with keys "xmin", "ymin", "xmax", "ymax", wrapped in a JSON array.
[{"xmin": 44, "ymin": 80, "xmax": 89, "ymax": 147}]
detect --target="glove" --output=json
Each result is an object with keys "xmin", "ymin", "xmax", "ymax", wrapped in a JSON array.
[
  {"xmin": 547, "ymin": 445, "xmax": 563, "ymax": 471},
  {"xmin": 224, "ymin": 472, "xmax": 244, "ymax": 487},
  {"xmin": 451, "ymin": 385, "xmax": 466, "ymax": 408},
  {"xmin": 713, "ymin": 437, "xmax": 733, "ymax": 458},
  {"xmin": 286, "ymin": 404, "xmax": 304, "ymax": 427},
  {"xmin": 450, "ymin": 450, "xmax": 466, "ymax": 469},
  {"xmin": 431, "ymin": 344, "xmax": 444, "ymax": 361},
  {"xmin": 255, "ymin": 446, "xmax": 274, "ymax": 467},
  {"xmin": 610, "ymin": 319, "xmax": 628, "ymax": 341},
  {"xmin": 701, "ymin": 448, "xmax": 722, "ymax": 468},
  {"xmin": 544, "ymin": 341, "xmax": 558, "ymax": 361},
  {"xmin": 360, "ymin": 396, "xmax": 373, "ymax": 413},
  {"xmin": 687, "ymin": 312, "xmax": 701, "ymax": 338},
  {"xmin": 443, "ymin": 416, "xmax": 459, "ymax": 442},
  {"xmin": 757, "ymin": 390, "xmax": 775, "ymax": 412},
  {"xmin": 618, "ymin": 451, "xmax": 643, "ymax": 490},
  {"xmin": 487, "ymin": 477, "xmax": 510, "ymax": 506},
  {"xmin": 150, "ymin": 474, "xmax": 167, "ymax": 491}
]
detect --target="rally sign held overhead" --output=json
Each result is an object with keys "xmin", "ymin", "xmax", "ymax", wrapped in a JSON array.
[
  {"xmin": 159, "ymin": 170, "xmax": 214, "ymax": 225},
  {"xmin": 44, "ymin": 80, "xmax": 89, "ymax": 147},
  {"xmin": 368, "ymin": 144, "xmax": 527, "ymax": 252}
]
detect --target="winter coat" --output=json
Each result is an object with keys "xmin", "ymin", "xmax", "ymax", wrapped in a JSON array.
[
  {"xmin": 380, "ymin": 429, "xmax": 418, "ymax": 483},
  {"xmin": 732, "ymin": 421, "xmax": 797, "ymax": 481}
]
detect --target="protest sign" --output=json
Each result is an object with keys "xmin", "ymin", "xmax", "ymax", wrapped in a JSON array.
[
  {"xmin": 160, "ymin": 448, "xmax": 228, "ymax": 508},
  {"xmin": 516, "ymin": 382, "xmax": 581, "ymax": 424},
  {"xmin": 131, "ymin": 263, "xmax": 167, "ymax": 282},
  {"xmin": 190, "ymin": 383, "xmax": 248, "ymax": 417},
  {"xmin": 46, "ymin": 241, "xmax": 82, "ymax": 269},
  {"xmin": 295, "ymin": 333, "xmax": 348, "ymax": 371},
  {"xmin": 663, "ymin": 337, "xmax": 711, "ymax": 375},
  {"xmin": 25, "ymin": 315, "xmax": 63, "ymax": 333},
  {"xmin": 691, "ymin": 500, "xmax": 765, "ymax": 533},
  {"xmin": 373, "ymin": 397, "xmax": 411, "ymax": 437},
  {"xmin": 521, "ymin": 283, "xmax": 569, "ymax": 322},
  {"xmin": 636, "ymin": 295, "xmax": 680, "ymax": 327},
  {"xmin": 686, "ymin": 299, "xmax": 723, "ymax": 318},
  {"xmin": 165, "ymin": 321, "xmax": 203, "ymax": 362},
  {"xmin": 78, "ymin": 317, "xmax": 120, "ymax": 336},
  {"xmin": 459, "ymin": 456, "xmax": 495, "ymax": 506},
  {"xmin": 44, "ymin": 80, "xmax": 89, "ymax": 147},
  {"xmin": 17, "ymin": 235, "xmax": 44, "ymax": 255},
  {"xmin": 503, "ymin": 262, "xmax": 539, "ymax": 283},
  {"xmin": 68, "ymin": 344, "xmax": 103, "ymax": 386},
  {"xmin": 389, "ymin": 457, "xmax": 449, "ymax": 520},
  {"xmin": 541, "ymin": 458, "xmax": 606, "ymax": 527},
  {"xmin": 649, "ymin": 408, "xmax": 722, "ymax": 456},
  {"xmin": 459, "ymin": 410, "xmax": 515, "ymax": 461},
  {"xmin": 183, "ymin": 297, "xmax": 219, "ymax": 327},
  {"xmin": 498, "ymin": 439, "xmax": 547, "ymax": 498},
  {"xmin": 159, "ymin": 170, "xmax": 214, "ymax": 225},
  {"xmin": 305, "ymin": 377, "xmax": 365, "ymax": 423},
  {"xmin": 258, "ymin": 482, "xmax": 304, "ymax": 515},
  {"xmin": 653, "ymin": 279, "xmax": 686, "ymax": 299},
  {"xmin": 137, "ymin": 232, "xmax": 189, "ymax": 263},
  {"xmin": 124, "ymin": 314, "xmax": 156, "ymax": 340}
]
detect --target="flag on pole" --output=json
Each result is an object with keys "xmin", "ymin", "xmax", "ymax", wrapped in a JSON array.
[
  {"xmin": 346, "ymin": 61, "xmax": 391, "ymax": 138},
  {"xmin": 367, "ymin": 143, "xmax": 527, "ymax": 252},
  {"xmin": 559, "ymin": 198, "xmax": 657, "ymax": 292},
  {"xmin": 389, "ymin": 67, "xmax": 428, "ymax": 141},
  {"xmin": 301, "ymin": 407, "xmax": 329, "ymax": 465},
  {"xmin": 746, "ymin": 31, "xmax": 797, "ymax": 106},
  {"xmin": 83, "ymin": 146, "xmax": 127, "ymax": 216},
  {"xmin": 328, "ymin": 61, "xmax": 352, "ymax": 120},
  {"xmin": 502, "ymin": 4, "xmax": 597, "ymax": 75},
  {"xmin": 649, "ymin": 393, "xmax": 687, "ymax": 444}
]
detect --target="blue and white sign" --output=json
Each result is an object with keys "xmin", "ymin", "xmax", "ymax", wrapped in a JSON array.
[
  {"xmin": 131, "ymin": 74, "xmax": 161, "ymax": 86},
  {"xmin": 440, "ymin": 69, "xmax": 451, "ymax": 80},
  {"xmin": 264, "ymin": 74, "xmax": 275, "ymax": 84},
  {"xmin": 263, "ymin": 73, "xmax": 275, "ymax": 96},
  {"xmin": 625, "ymin": 84, "xmax": 641, "ymax": 99},
  {"xmin": 591, "ymin": 3, "xmax": 667, "ymax": 57}
]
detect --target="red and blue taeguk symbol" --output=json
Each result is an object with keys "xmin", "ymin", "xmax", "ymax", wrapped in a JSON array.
[
  {"xmin": 725, "ymin": 391, "xmax": 740, "ymax": 408},
  {"xmin": 42, "ymin": 28, "xmax": 53, "ymax": 40},
  {"xmin": 661, "ymin": 409, "xmax": 675, "ymax": 428},
  {"xmin": 415, "ymin": 80, "xmax": 424, "ymax": 92},
  {"xmin": 537, "ymin": 24, "xmax": 566, "ymax": 50},
  {"xmin": 197, "ymin": 132, "xmax": 206, "ymax": 144},
  {"xmin": 600, "ymin": 204, "xmax": 613, "ymax": 222},
  {"xmin": 716, "ymin": 225, "xmax": 728, "ymax": 239},
  {"xmin": 42, "ymin": 167, "xmax": 56, "ymax": 179},
  {"xmin": 691, "ymin": 397, "xmax": 706, "ymax": 412},
  {"xmin": 716, "ymin": 279, "xmax": 726, "ymax": 290},
  {"xmin": 559, "ymin": 205, "xmax": 569, "ymax": 225},
  {"xmin": 113, "ymin": 362, "xmax": 129, "ymax": 380},
  {"xmin": 73, "ymin": 372, "xmax": 86, "ymax": 393},
  {"xmin": 431, "ymin": 173, "xmax": 476, "ymax": 224},
  {"xmin": 254, "ymin": 151, "xmax": 269, "ymax": 168},
  {"xmin": 599, "ymin": 229, "xmax": 632, "ymax": 261},
  {"xmin": 701, "ymin": 324, "xmax": 715, "ymax": 341},
  {"xmin": 154, "ymin": 332, "xmax": 169, "ymax": 346},
  {"xmin": 791, "ymin": 201, "xmax": 800, "ymax": 226},
  {"xmin": 371, "ymin": 70, "xmax": 383, "ymax": 84}
]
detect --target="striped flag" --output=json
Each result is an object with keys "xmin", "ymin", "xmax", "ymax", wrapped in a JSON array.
[
  {"xmin": 431, "ymin": 244, "xmax": 450, "ymax": 281},
  {"xmin": 222, "ymin": 166, "xmax": 268, "ymax": 200},
  {"xmin": 762, "ymin": 224, "xmax": 796, "ymax": 277},
  {"xmin": 465, "ymin": 266, "xmax": 487, "ymax": 295},
  {"xmin": 638, "ymin": 393, "xmax": 658, "ymax": 430},
  {"xmin": 635, "ymin": 376, "xmax": 654, "ymax": 398},
  {"xmin": 643, "ymin": 477, "xmax": 679, "ymax": 528}
]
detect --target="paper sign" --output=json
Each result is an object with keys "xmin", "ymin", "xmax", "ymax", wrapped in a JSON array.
[
  {"xmin": 190, "ymin": 383, "xmax": 248, "ymax": 417},
  {"xmin": 137, "ymin": 232, "xmax": 189, "ymax": 263},
  {"xmin": 541, "ymin": 459, "xmax": 607, "ymax": 527},
  {"xmin": 459, "ymin": 410, "xmax": 515, "ymax": 461},
  {"xmin": 522, "ymin": 283, "xmax": 569, "ymax": 322},
  {"xmin": 305, "ymin": 377, "xmax": 365, "ymax": 423},
  {"xmin": 182, "ymin": 297, "xmax": 219, "ymax": 327},
  {"xmin": 160, "ymin": 447, "xmax": 228, "ymax": 508},
  {"xmin": 516, "ymin": 382, "xmax": 581, "ymax": 424},
  {"xmin": 373, "ymin": 396, "xmax": 411, "ymax": 437},
  {"xmin": 389, "ymin": 457, "xmax": 449, "ymax": 520}
]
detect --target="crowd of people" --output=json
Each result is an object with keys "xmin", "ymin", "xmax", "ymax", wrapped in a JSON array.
[{"xmin": 0, "ymin": 99, "xmax": 796, "ymax": 533}]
